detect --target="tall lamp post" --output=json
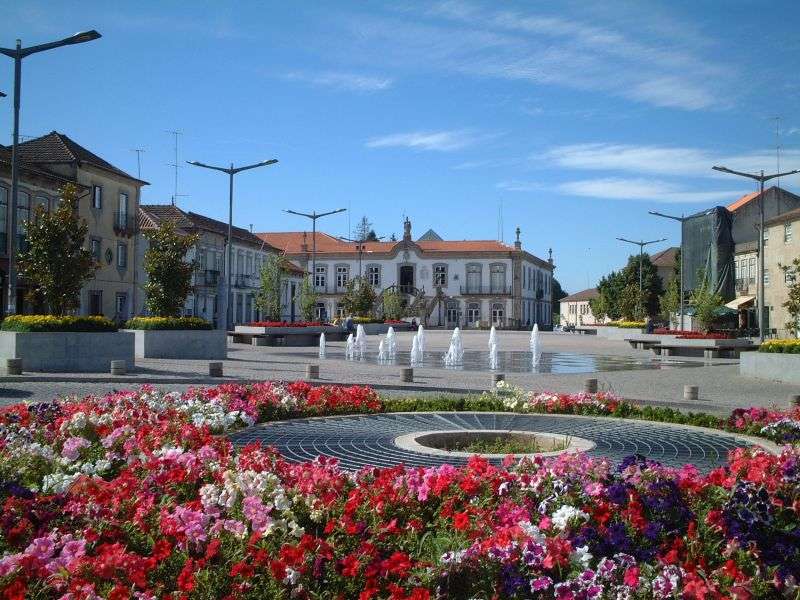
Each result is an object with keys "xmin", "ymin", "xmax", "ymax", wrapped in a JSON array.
[
  {"xmin": 187, "ymin": 159, "xmax": 278, "ymax": 330},
  {"xmin": 616, "ymin": 237, "xmax": 667, "ymax": 318},
  {"xmin": 712, "ymin": 166, "xmax": 799, "ymax": 341},
  {"xmin": 1, "ymin": 30, "xmax": 101, "ymax": 316},
  {"xmin": 649, "ymin": 211, "xmax": 688, "ymax": 330},
  {"xmin": 284, "ymin": 208, "xmax": 347, "ymax": 290}
]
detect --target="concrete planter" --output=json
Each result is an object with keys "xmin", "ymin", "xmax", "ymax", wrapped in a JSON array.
[
  {"xmin": 740, "ymin": 352, "xmax": 800, "ymax": 384},
  {"xmin": 125, "ymin": 329, "xmax": 227, "ymax": 359},
  {"xmin": 235, "ymin": 325, "xmax": 339, "ymax": 335},
  {"xmin": 361, "ymin": 323, "xmax": 414, "ymax": 335},
  {"xmin": 0, "ymin": 331, "xmax": 134, "ymax": 372},
  {"xmin": 594, "ymin": 326, "xmax": 645, "ymax": 340}
]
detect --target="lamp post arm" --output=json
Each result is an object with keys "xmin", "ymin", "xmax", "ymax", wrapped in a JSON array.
[
  {"xmin": 186, "ymin": 160, "xmax": 231, "ymax": 174},
  {"xmin": 763, "ymin": 169, "xmax": 800, "ymax": 182},
  {"xmin": 232, "ymin": 159, "xmax": 278, "ymax": 174}
]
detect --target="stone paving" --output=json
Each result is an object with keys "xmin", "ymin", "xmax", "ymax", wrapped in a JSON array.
[
  {"xmin": 1, "ymin": 330, "xmax": 799, "ymax": 414},
  {"xmin": 229, "ymin": 411, "xmax": 766, "ymax": 472}
]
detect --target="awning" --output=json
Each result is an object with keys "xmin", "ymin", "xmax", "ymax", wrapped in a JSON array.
[{"xmin": 725, "ymin": 295, "xmax": 755, "ymax": 310}]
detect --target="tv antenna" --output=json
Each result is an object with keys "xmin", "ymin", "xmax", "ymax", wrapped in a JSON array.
[
  {"xmin": 166, "ymin": 130, "xmax": 186, "ymax": 205},
  {"xmin": 772, "ymin": 116, "xmax": 782, "ymax": 186},
  {"xmin": 130, "ymin": 148, "xmax": 145, "ymax": 179}
]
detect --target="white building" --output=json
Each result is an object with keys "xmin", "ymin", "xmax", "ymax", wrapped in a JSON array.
[
  {"xmin": 258, "ymin": 218, "xmax": 554, "ymax": 328},
  {"xmin": 559, "ymin": 288, "xmax": 602, "ymax": 326},
  {"xmin": 138, "ymin": 205, "xmax": 304, "ymax": 326}
]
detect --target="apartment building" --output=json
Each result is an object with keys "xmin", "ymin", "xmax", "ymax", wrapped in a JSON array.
[
  {"xmin": 762, "ymin": 207, "xmax": 800, "ymax": 337},
  {"xmin": 13, "ymin": 132, "xmax": 147, "ymax": 321}
]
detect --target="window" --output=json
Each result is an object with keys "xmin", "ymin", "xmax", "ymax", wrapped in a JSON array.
[
  {"xmin": 315, "ymin": 265, "xmax": 327, "ymax": 289},
  {"xmin": 92, "ymin": 185, "xmax": 102, "ymax": 209},
  {"xmin": 89, "ymin": 290, "xmax": 103, "ymax": 316},
  {"xmin": 785, "ymin": 223, "xmax": 793, "ymax": 243},
  {"xmin": 763, "ymin": 227, "xmax": 769, "ymax": 246},
  {"xmin": 491, "ymin": 302, "xmax": 505, "ymax": 325},
  {"xmin": 367, "ymin": 265, "xmax": 380, "ymax": 287},
  {"xmin": 17, "ymin": 190, "xmax": 30, "ymax": 244},
  {"xmin": 748, "ymin": 257, "xmax": 756, "ymax": 284},
  {"xmin": 0, "ymin": 186, "xmax": 7, "ymax": 251},
  {"xmin": 117, "ymin": 242, "xmax": 127, "ymax": 268},
  {"xmin": 91, "ymin": 238, "xmax": 101, "ymax": 262},
  {"xmin": 433, "ymin": 264, "xmax": 447, "ymax": 286},
  {"xmin": 466, "ymin": 302, "xmax": 481, "ymax": 324},
  {"xmin": 490, "ymin": 264, "xmax": 506, "ymax": 293},
  {"xmin": 246, "ymin": 253, "xmax": 253, "ymax": 276},
  {"xmin": 786, "ymin": 270, "xmax": 797, "ymax": 285},
  {"xmin": 116, "ymin": 192, "xmax": 128, "ymax": 229},
  {"xmin": 466, "ymin": 264, "xmax": 481, "ymax": 293},
  {"xmin": 764, "ymin": 269, "xmax": 770, "ymax": 286},
  {"xmin": 336, "ymin": 265, "xmax": 349, "ymax": 288},
  {"xmin": 315, "ymin": 302, "xmax": 327, "ymax": 321}
]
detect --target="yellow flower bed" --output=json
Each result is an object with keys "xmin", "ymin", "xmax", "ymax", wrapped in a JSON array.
[
  {"xmin": 0, "ymin": 315, "xmax": 117, "ymax": 332},
  {"xmin": 124, "ymin": 316, "xmax": 212, "ymax": 330},
  {"xmin": 606, "ymin": 320, "xmax": 646, "ymax": 329},
  {"xmin": 759, "ymin": 339, "xmax": 800, "ymax": 353}
]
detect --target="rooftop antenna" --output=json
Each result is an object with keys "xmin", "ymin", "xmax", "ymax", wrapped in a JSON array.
[
  {"xmin": 130, "ymin": 148, "xmax": 145, "ymax": 179},
  {"xmin": 497, "ymin": 198, "xmax": 504, "ymax": 242},
  {"xmin": 772, "ymin": 116, "xmax": 782, "ymax": 187},
  {"xmin": 166, "ymin": 130, "xmax": 185, "ymax": 205}
]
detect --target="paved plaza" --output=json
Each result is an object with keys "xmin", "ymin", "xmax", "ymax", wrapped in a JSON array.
[{"xmin": 0, "ymin": 330, "xmax": 798, "ymax": 415}]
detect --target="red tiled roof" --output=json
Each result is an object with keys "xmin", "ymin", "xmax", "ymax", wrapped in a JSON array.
[
  {"xmin": 257, "ymin": 231, "xmax": 517, "ymax": 255},
  {"xmin": 651, "ymin": 246, "xmax": 679, "ymax": 267},
  {"xmin": 727, "ymin": 190, "xmax": 761, "ymax": 212},
  {"xmin": 561, "ymin": 288, "xmax": 598, "ymax": 302}
]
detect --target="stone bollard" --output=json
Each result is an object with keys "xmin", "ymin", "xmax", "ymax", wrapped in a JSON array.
[
  {"xmin": 790, "ymin": 394, "xmax": 800, "ymax": 407},
  {"xmin": 110, "ymin": 360, "xmax": 127, "ymax": 375},
  {"xmin": 5, "ymin": 358, "xmax": 22, "ymax": 376},
  {"xmin": 209, "ymin": 362, "xmax": 224, "ymax": 377},
  {"xmin": 306, "ymin": 364, "xmax": 320, "ymax": 380},
  {"xmin": 584, "ymin": 378, "xmax": 598, "ymax": 394},
  {"xmin": 492, "ymin": 373, "xmax": 505, "ymax": 385},
  {"xmin": 684, "ymin": 385, "xmax": 699, "ymax": 401},
  {"xmin": 400, "ymin": 367, "xmax": 414, "ymax": 383}
]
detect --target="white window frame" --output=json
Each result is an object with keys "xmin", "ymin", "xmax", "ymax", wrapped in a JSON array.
[
  {"xmin": 92, "ymin": 185, "xmax": 103, "ymax": 210},
  {"xmin": 336, "ymin": 265, "xmax": 349, "ymax": 289},
  {"xmin": 315, "ymin": 265, "xmax": 327, "ymax": 289},
  {"xmin": 117, "ymin": 242, "xmax": 128, "ymax": 268},
  {"xmin": 433, "ymin": 263, "xmax": 447, "ymax": 287}
]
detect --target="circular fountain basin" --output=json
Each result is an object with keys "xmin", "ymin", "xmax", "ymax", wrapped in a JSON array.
[{"xmin": 394, "ymin": 429, "xmax": 595, "ymax": 458}]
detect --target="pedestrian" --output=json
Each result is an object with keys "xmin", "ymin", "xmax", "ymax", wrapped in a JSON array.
[{"xmin": 345, "ymin": 314, "xmax": 354, "ymax": 334}]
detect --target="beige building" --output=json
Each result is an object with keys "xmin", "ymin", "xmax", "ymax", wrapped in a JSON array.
[
  {"xmin": 763, "ymin": 207, "xmax": 800, "ymax": 338},
  {"xmin": 15, "ymin": 132, "xmax": 147, "ymax": 321},
  {"xmin": 560, "ymin": 288, "xmax": 601, "ymax": 326},
  {"xmin": 651, "ymin": 247, "xmax": 679, "ymax": 289}
]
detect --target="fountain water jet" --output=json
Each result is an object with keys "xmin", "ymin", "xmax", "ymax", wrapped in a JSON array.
[
  {"xmin": 345, "ymin": 334, "xmax": 355, "ymax": 359},
  {"xmin": 489, "ymin": 341, "xmax": 499, "ymax": 370},
  {"xmin": 488, "ymin": 325, "xmax": 497, "ymax": 349},
  {"xmin": 355, "ymin": 324, "xmax": 367, "ymax": 357},
  {"xmin": 319, "ymin": 333, "xmax": 326, "ymax": 359},
  {"xmin": 530, "ymin": 324, "xmax": 541, "ymax": 367},
  {"xmin": 385, "ymin": 327, "xmax": 397, "ymax": 359},
  {"xmin": 443, "ymin": 327, "xmax": 464, "ymax": 366},
  {"xmin": 410, "ymin": 334, "xmax": 423, "ymax": 365},
  {"xmin": 378, "ymin": 338, "xmax": 387, "ymax": 362},
  {"xmin": 417, "ymin": 325, "xmax": 426, "ymax": 355}
]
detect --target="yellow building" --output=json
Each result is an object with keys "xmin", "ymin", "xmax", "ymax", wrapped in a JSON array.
[
  {"xmin": 763, "ymin": 207, "xmax": 800, "ymax": 338},
  {"xmin": 14, "ymin": 132, "xmax": 147, "ymax": 321}
]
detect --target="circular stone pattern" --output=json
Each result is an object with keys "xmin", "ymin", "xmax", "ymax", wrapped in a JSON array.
[
  {"xmin": 229, "ymin": 412, "xmax": 756, "ymax": 472},
  {"xmin": 397, "ymin": 430, "xmax": 595, "ymax": 459}
]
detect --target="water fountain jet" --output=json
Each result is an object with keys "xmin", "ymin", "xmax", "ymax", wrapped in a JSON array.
[
  {"xmin": 443, "ymin": 327, "xmax": 464, "ymax": 366},
  {"xmin": 319, "ymin": 332, "xmax": 326, "ymax": 359}
]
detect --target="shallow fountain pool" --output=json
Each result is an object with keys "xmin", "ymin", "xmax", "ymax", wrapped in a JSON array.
[{"xmin": 288, "ymin": 349, "xmax": 717, "ymax": 374}]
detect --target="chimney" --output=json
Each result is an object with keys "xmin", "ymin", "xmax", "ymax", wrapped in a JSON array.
[
  {"xmin": 403, "ymin": 216, "xmax": 412, "ymax": 241},
  {"xmin": 514, "ymin": 226, "xmax": 522, "ymax": 250},
  {"xmin": 301, "ymin": 231, "xmax": 308, "ymax": 252}
]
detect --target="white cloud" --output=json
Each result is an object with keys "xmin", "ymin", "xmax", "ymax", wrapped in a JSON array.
[
  {"xmin": 558, "ymin": 177, "xmax": 745, "ymax": 204},
  {"xmin": 542, "ymin": 143, "xmax": 800, "ymax": 180},
  {"xmin": 496, "ymin": 180, "xmax": 543, "ymax": 192},
  {"xmin": 366, "ymin": 130, "xmax": 483, "ymax": 152},
  {"xmin": 284, "ymin": 71, "xmax": 393, "ymax": 92}
]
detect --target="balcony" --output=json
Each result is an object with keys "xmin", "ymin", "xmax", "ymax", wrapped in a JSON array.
[
  {"xmin": 735, "ymin": 278, "xmax": 755, "ymax": 294},
  {"xmin": 460, "ymin": 284, "xmax": 511, "ymax": 295},
  {"xmin": 201, "ymin": 269, "xmax": 220, "ymax": 286},
  {"xmin": 113, "ymin": 211, "xmax": 137, "ymax": 236}
]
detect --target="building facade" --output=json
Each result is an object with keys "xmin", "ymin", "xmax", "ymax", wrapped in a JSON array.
[
  {"xmin": 559, "ymin": 288, "xmax": 601, "ymax": 326},
  {"xmin": 13, "ymin": 132, "xmax": 147, "ymax": 321},
  {"xmin": 138, "ymin": 205, "xmax": 303, "ymax": 327},
  {"xmin": 762, "ymin": 207, "xmax": 800, "ymax": 338},
  {"xmin": 258, "ymin": 219, "xmax": 554, "ymax": 328}
]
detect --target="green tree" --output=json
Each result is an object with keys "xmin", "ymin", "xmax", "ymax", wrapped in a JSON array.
[
  {"xmin": 255, "ymin": 254, "xmax": 287, "ymax": 321},
  {"xmin": 551, "ymin": 278, "xmax": 568, "ymax": 317},
  {"xmin": 295, "ymin": 275, "xmax": 318, "ymax": 322},
  {"xmin": 143, "ymin": 221, "xmax": 198, "ymax": 317},
  {"xmin": 17, "ymin": 184, "xmax": 98, "ymax": 315},
  {"xmin": 382, "ymin": 287, "xmax": 404, "ymax": 320},
  {"xmin": 354, "ymin": 216, "xmax": 378, "ymax": 242},
  {"xmin": 690, "ymin": 269, "xmax": 724, "ymax": 332},
  {"xmin": 780, "ymin": 257, "xmax": 800, "ymax": 336},
  {"xmin": 594, "ymin": 254, "xmax": 664, "ymax": 320},
  {"xmin": 340, "ymin": 276, "xmax": 377, "ymax": 316},
  {"xmin": 594, "ymin": 270, "xmax": 626, "ymax": 320},
  {"xmin": 659, "ymin": 276, "xmax": 681, "ymax": 324},
  {"xmin": 618, "ymin": 283, "xmax": 646, "ymax": 321},
  {"xmin": 588, "ymin": 291, "xmax": 611, "ymax": 322}
]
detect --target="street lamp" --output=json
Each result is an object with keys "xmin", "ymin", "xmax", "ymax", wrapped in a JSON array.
[
  {"xmin": 649, "ymin": 211, "xmax": 689, "ymax": 330},
  {"xmin": 1, "ymin": 30, "xmax": 101, "ymax": 316},
  {"xmin": 187, "ymin": 159, "xmax": 278, "ymax": 330},
  {"xmin": 339, "ymin": 235, "xmax": 385, "ymax": 278},
  {"xmin": 712, "ymin": 165, "xmax": 800, "ymax": 341},
  {"xmin": 616, "ymin": 237, "xmax": 667, "ymax": 318},
  {"xmin": 283, "ymin": 208, "xmax": 347, "ymax": 290}
]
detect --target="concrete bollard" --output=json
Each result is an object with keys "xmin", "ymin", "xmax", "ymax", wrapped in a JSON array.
[
  {"xmin": 584, "ymin": 378, "xmax": 598, "ymax": 394},
  {"xmin": 790, "ymin": 394, "xmax": 800, "ymax": 407},
  {"xmin": 306, "ymin": 364, "xmax": 320, "ymax": 379},
  {"xmin": 684, "ymin": 385, "xmax": 699, "ymax": 401},
  {"xmin": 5, "ymin": 358, "xmax": 22, "ymax": 376},
  {"xmin": 209, "ymin": 362, "xmax": 224, "ymax": 377},
  {"xmin": 400, "ymin": 367, "xmax": 414, "ymax": 383},
  {"xmin": 110, "ymin": 360, "xmax": 127, "ymax": 375},
  {"xmin": 492, "ymin": 373, "xmax": 505, "ymax": 385}
]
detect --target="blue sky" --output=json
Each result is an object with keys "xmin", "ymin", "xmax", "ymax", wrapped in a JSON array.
[{"xmin": 1, "ymin": 1, "xmax": 799, "ymax": 293}]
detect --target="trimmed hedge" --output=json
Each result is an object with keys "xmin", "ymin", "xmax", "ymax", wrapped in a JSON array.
[
  {"xmin": 760, "ymin": 339, "xmax": 800, "ymax": 353},
  {"xmin": 124, "ymin": 316, "xmax": 213, "ymax": 330},
  {"xmin": 606, "ymin": 320, "xmax": 646, "ymax": 329},
  {"xmin": 0, "ymin": 315, "xmax": 117, "ymax": 332}
]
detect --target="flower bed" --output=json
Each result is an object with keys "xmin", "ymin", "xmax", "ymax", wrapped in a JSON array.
[
  {"xmin": 759, "ymin": 339, "xmax": 800, "ymax": 353},
  {"xmin": 0, "ymin": 315, "xmax": 117, "ymax": 333},
  {"xmin": 676, "ymin": 332, "xmax": 732, "ymax": 340},
  {"xmin": 247, "ymin": 321, "xmax": 326, "ymax": 328},
  {"xmin": 606, "ymin": 321, "xmax": 646, "ymax": 329},
  {"xmin": 1, "ymin": 382, "xmax": 799, "ymax": 598},
  {"xmin": 124, "ymin": 316, "xmax": 212, "ymax": 330}
]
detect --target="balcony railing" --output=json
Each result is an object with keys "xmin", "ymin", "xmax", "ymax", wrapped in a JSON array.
[
  {"xmin": 735, "ymin": 278, "xmax": 755, "ymax": 294},
  {"xmin": 113, "ymin": 211, "xmax": 137, "ymax": 236},
  {"xmin": 460, "ymin": 284, "xmax": 511, "ymax": 295},
  {"xmin": 201, "ymin": 269, "xmax": 220, "ymax": 286}
]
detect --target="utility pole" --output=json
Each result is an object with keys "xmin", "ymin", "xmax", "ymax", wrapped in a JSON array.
[
  {"xmin": 712, "ymin": 165, "xmax": 800, "ymax": 341},
  {"xmin": 166, "ymin": 130, "xmax": 183, "ymax": 205},
  {"xmin": 616, "ymin": 237, "xmax": 667, "ymax": 318}
]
